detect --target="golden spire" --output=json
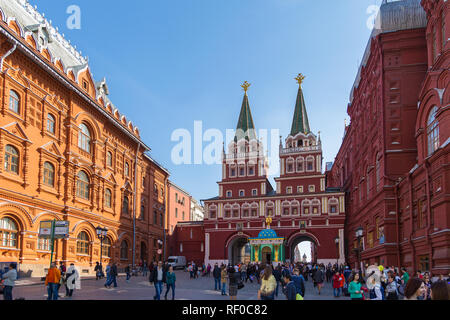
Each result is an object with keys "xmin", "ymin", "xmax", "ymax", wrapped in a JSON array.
[
  {"xmin": 241, "ymin": 81, "xmax": 251, "ymax": 95},
  {"xmin": 295, "ymin": 73, "xmax": 306, "ymax": 88}
]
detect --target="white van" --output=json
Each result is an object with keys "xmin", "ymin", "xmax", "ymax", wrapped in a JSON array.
[{"xmin": 167, "ymin": 256, "xmax": 187, "ymax": 270}]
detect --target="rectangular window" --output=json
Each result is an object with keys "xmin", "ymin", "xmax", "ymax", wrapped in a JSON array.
[
  {"xmin": 252, "ymin": 189, "xmax": 257, "ymax": 196},
  {"xmin": 175, "ymin": 208, "xmax": 178, "ymax": 218},
  {"xmin": 38, "ymin": 237, "xmax": 50, "ymax": 251},
  {"xmin": 286, "ymin": 187, "xmax": 292, "ymax": 194},
  {"xmin": 239, "ymin": 190, "xmax": 245, "ymax": 197},
  {"xmin": 226, "ymin": 191, "xmax": 232, "ymax": 198},
  {"xmin": 297, "ymin": 186, "xmax": 303, "ymax": 193},
  {"xmin": 309, "ymin": 185, "xmax": 315, "ymax": 193},
  {"xmin": 251, "ymin": 209, "xmax": 258, "ymax": 217}
]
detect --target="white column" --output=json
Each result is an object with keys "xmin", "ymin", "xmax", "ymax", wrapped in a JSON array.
[{"xmin": 205, "ymin": 233, "xmax": 210, "ymax": 264}]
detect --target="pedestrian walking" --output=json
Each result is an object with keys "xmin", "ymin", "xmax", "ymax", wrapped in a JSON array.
[
  {"xmin": 65, "ymin": 263, "xmax": 80, "ymax": 298},
  {"xmin": 404, "ymin": 278, "xmax": 426, "ymax": 300},
  {"xmin": 213, "ymin": 263, "xmax": 221, "ymax": 291},
  {"xmin": 142, "ymin": 261, "xmax": 148, "ymax": 277},
  {"xmin": 125, "ymin": 264, "xmax": 131, "ymax": 283},
  {"xmin": 150, "ymin": 261, "xmax": 166, "ymax": 300},
  {"xmin": 258, "ymin": 266, "xmax": 277, "ymax": 301},
  {"xmin": 313, "ymin": 266, "xmax": 324, "ymax": 295},
  {"xmin": 282, "ymin": 274, "xmax": 297, "ymax": 300},
  {"xmin": 1, "ymin": 263, "xmax": 17, "ymax": 301},
  {"xmin": 228, "ymin": 266, "xmax": 240, "ymax": 301},
  {"xmin": 348, "ymin": 273, "xmax": 363, "ymax": 300},
  {"xmin": 94, "ymin": 262, "xmax": 102, "ymax": 280},
  {"xmin": 164, "ymin": 266, "xmax": 176, "ymax": 300},
  {"xmin": 292, "ymin": 268, "xmax": 306, "ymax": 298},
  {"xmin": 272, "ymin": 265, "xmax": 282, "ymax": 297},
  {"xmin": 105, "ymin": 263, "xmax": 118, "ymax": 288},
  {"xmin": 332, "ymin": 271, "xmax": 344, "ymax": 298},
  {"xmin": 45, "ymin": 262, "xmax": 61, "ymax": 300},
  {"xmin": 221, "ymin": 265, "xmax": 228, "ymax": 296}
]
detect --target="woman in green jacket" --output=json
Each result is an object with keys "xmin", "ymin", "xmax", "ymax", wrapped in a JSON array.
[
  {"xmin": 348, "ymin": 273, "xmax": 363, "ymax": 300},
  {"xmin": 164, "ymin": 266, "xmax": 176, "ymax": 300}
]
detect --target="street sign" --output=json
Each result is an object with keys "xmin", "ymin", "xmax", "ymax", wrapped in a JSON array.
[
  {"xmin": 54, "ymin": 221, "xmax": 69, "ymax": 239},
  {"xmin": 39, "ymin": 221, "xmax": 53, "ymax": 239}
]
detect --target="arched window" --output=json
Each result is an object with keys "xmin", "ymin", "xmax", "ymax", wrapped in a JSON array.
[
  {"xmin": 302, "ymin": 200, "xmax": 311, "ymax": 215},
  {"xmin": 106, "ymin": 151, "xmax": 113, "ymax": 167},
  {"xmin": 141, "ymin": 202, "xmax": 146, "ymax": 220},
  {"xmin": 312, "ymin": 200, "xmax": 321, "ymax": 215},
  {"xmin": 0, "ymin": 217, "xmax": 18, "ymax": 248},
  {"xmin": 125, "ymin": 162, "xmax": 130, "ymax": 177},
  {"xmin": 47, "ymin": 113, "xmax": 56, "ymax": 134},
  {"xmin": 286, "ymin": 158, "xmax": 295, "ymax": 173},
  {"xmin": 76, "ymin": 231, "xmax": 90, "ymax": 254},
  {"xmin": 120, "ymin": 240, "xmax": 128, "ymax": 260},
  {"xmin": 122, "ymin": 196, "xmax": 129, "ymax": 214},
  {"xmin": 78, "ymin": 123, "xmax": 91, "ymax": 153},
  {"xmin": 105, "ymin": 189, "xmax": 112, "ymax": 208},
  {"xmin": 306, "ymin": 157, "xmax": 314, "ymax": 172},
  {"xmin": 282, "ymin": 202, "xmax": 290, "ymax": 216},
  {"xmin": 103, "ymin": 237, "xmax": 111, "ymax": 258},
  {"xmin": 9, "ymin": 90, "xmax": 20, "ymax": 114},
  {"xmin": 266, "ymin": 203, "xmax": 274, "ymax": 217},
  {"xmin": 296, "ymin": 157, "xmax": 304, "ymax": 172},
  {"xmin": 76, "ymin": 171, "xmax": 90, "ymax": 200},
  {"xmin": 427, "ymin": 106, "xmax": 439, "ymax": 155},
  {"xmin": 4, "ymin": 145, "xmax": 19, "ymax": 174},
  {"xmin": 43, "ymin": 162, "xmax": 55, "ymax": 187}
]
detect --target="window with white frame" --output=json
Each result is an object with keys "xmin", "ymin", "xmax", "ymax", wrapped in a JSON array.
[
  {"xmin": 252, "ymin": 189, "xmax": 257, "ymax": 196},
  {"xmin": 226, "ymin": 191, "xmax": 232, "ymax": 198},
  {"xmin": 297, "ymin": 186, "xmax": 304, "ymax": 193},
  {"xmin": 308, "ymin": 185, "xmax": 315, "ymax": 193},
  {"xmin": 239, "ymin": 190, "xmax": 245, "ymax": 197},
  {"xmin": 427, "ymin": 106, "xmax": 439, "ymax": 156},
  {"xmin": 296, "ymin": 158, "xmax": 304, "ymax": 172},
  {"xmin": 286, "ymin": 187, "xmax": 293, "ymax": 194}
]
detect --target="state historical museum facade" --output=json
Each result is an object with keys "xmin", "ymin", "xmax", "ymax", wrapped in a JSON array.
[
  {"xmin": 327, "ymin": 0, "xmax": 449, "ymax": 276},
  {"xmin": 202, "ymin": 78, "xmax": 346, "ymax": 266}
]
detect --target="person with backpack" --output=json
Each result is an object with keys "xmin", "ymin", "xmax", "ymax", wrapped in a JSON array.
[
  {"xmin": 258, "ymin": 266, "xmax": 277, "ymax": 300},
  {"xmin": 292, "ymin": 268, "xmax": 306, "ymax": 298},
  {"xmin": 282, "ymin": 274, "xmax": 297, "ymax": 300}
]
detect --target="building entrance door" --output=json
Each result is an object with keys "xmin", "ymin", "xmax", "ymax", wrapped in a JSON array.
[{"xmin": 262, "ymin": 247, "xmax": 272, "ymax": 265}]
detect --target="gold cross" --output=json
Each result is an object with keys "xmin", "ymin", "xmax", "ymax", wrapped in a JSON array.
[
  {"xmin": 295, "ymin": 73, "xmax": 306, "ymax": 88},
  {"xmin": 241, "ymin": 81, "xmax": 251, "ymax": 94},
  {"xmin": 266, "ymin": 215, "xmax": 273, "ymax": 228}
]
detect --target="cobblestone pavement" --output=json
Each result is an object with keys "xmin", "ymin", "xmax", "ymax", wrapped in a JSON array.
[{"xmin": 12, "ymin": 271, "xmax": 351, "ymax": 300}]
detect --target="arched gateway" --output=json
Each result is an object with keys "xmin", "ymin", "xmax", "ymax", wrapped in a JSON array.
[{"xmin": 202, "ymin": 77, "xmax": 346, "ymax": 267}]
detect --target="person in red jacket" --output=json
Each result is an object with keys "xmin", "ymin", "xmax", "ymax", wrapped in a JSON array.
[{"xmin": 332, "ymin": 271, "xmax": 345, "ymax": 298}]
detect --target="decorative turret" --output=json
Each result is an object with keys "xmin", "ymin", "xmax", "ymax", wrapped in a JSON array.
[
  {"xmin": 290, "ymin": 74, "xmax": 311, "ymax": 137},
  {"xmin": 234, "ymin": 81, "xmax": 257, "ymax": 142}
]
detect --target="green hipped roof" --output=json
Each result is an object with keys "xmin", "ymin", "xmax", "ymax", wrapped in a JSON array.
[
  {"xmin": 290, "ymin": 87, "xmax": 311, "ymax": 136},
  {"xmin": 235, "ymin": 93, "xmax": 257, "ymax": 141}
]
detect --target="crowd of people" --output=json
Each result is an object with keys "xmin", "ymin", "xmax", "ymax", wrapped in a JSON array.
[
  {"xmin": 1, "ymin": 259, "xmax": 449, "ymax": 300},
  {"xmin": 209, "ymin": 261, "xmax": 450, "ymax": 301}
]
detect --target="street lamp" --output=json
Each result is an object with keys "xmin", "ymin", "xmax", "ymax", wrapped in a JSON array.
[
  {"xmin": 354, "ymin": 227, "xmax": 364, "ymax": 271},
  {"xmin": 96, "ymin": 226, "xmax": 108, "ymax": 265},
  {"xmin": 334, "ymin": 236, "xmax": 340, "ymax": 267}
]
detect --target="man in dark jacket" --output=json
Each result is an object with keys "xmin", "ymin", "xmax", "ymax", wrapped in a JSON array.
[
  {"xmin": 272, "ymin": 266, "xmax": 282, "ymax": 297},
  {"xmin": 313, "ymin": 266, "xmax": 324, "ymax": 295},
  {"xmin": 282, "ymin": 274, "xmax": 297, "ymax": 300},
  {"xmin": 292, "ymin": 268, "xmax": 306, "ymax": 297},
  {"xmin": 149, "ymin": 261, "xmax": 166, "ymax": 300},
  {"xmin": 105, "ymin": 263, "xmax": 118, "ymax": 288},
  {"xmin": 213, "ymin": 263, "xmax": 221, "ymax": 291}
]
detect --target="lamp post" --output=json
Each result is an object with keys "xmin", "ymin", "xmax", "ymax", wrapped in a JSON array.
[
  {"xmin": 355, "ymin": 227, "xmax": 364, "ymax": 272},
  {"xmin": 96, "ymin": 226, "xmax": 108, "ymax": 266},
  {"xmin": 334, "ymin": 236, "xmax": 340, "ymax": 267}
]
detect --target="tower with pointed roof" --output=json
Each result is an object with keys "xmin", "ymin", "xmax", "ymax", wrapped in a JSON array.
[
  {"xmin": 275, "ymin": 74, "xmax": 326, "ymax": 200},
  {"xmin": 218, "ymin": 82, "xmax": 273, "ymax": 203}
]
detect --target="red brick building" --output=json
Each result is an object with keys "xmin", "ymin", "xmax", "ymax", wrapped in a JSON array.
[
  {"xmin": 199, "ymin": 79, "xmax": 346, "ymax": 266},
  {"xmin": 165, "ymin": 181, "xmax": 191, "ymax": 258},
  {"xmin": 171, "ymin": 221, "xmax": 205, "ymax": 265},
  {"xmin": 327, "ymin": 0, "xmax": 449, "ymax": 275}
]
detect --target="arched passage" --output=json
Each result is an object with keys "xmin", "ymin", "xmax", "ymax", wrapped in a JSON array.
[
  {"xmin": 287, "ymin": 234, "xmax": 319, "ymax": 264},
  {"xmin": 227, "ymin": 235, "xmax": 250, "ymax": 265}
]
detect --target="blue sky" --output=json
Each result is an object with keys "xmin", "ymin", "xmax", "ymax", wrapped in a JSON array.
[{"xmin": 30, "ymin": 0, "xmax": 383, "ymax": 202}]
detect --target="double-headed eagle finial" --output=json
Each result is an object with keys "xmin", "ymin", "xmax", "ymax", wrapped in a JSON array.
[
  {"xmin": 241, "ymin": 81, "xmax": 251, "ymax": 94},
  {"xmin": 295, "ymin": 73, "xmax": 306, "ymax": 88}
]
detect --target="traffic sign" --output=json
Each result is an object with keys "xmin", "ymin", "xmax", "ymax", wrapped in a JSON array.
[
  {"xmin": 39, "ymin": 221, "xmax": 53, "ymax": 239},
  {"xmin": 54, "ymin": 221, "xmax": 69, "ymax": 239}
]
